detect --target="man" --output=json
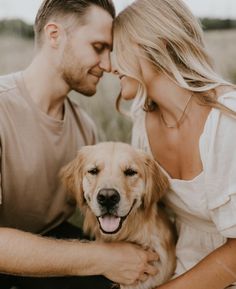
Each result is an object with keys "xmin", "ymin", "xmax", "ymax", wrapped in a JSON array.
[{"xmin": 0, "ymin": 1, "xmax": 158, "ymax": 288}]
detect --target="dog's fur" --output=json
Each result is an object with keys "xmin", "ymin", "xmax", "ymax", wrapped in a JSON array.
[{"xmin": 61, "ymin": 142, "xmax": 176, "ymax": 289}]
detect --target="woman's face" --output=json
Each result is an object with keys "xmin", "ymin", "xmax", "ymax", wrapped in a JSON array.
[
  {"xmin": 111, "ymin": 60, "xmax": 139, "ymax": 100},
  {"xmin": 113, "ymin": 50, "xmax": 158, "ymax": 101}
]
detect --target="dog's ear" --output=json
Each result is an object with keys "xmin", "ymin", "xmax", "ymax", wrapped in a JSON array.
[
  {"xmin": 60, "ymin": 148, "xmax": 87, "ymax": 208},
  {"xmin": 142, "ymin": 154, "xmax": 169, "ymax": 212}
]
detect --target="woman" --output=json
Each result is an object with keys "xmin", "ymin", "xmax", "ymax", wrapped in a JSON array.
[{"xmin": 112, "ymin": 0, "xmax": 236, "ymax": 288}]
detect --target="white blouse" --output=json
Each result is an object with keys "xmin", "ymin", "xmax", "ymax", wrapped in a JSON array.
[{"xmin": 131, "ymin": 91, "xmax": 236, "ymax": 286}]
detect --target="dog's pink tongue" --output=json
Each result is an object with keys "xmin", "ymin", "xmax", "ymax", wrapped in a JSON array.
[{"xmin": 99, "ymin": 216, "xmax": 121, "ymax": 233}]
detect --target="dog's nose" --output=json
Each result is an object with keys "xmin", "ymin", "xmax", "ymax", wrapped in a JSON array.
[{"xmin": 97, "ymin": 189, "xmax": 120, "ymax": 208}]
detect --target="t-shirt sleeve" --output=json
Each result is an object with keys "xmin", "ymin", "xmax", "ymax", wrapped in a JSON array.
[{"xmin": 200, "ymin": 92, "xmax": 236, "ymax": 238}]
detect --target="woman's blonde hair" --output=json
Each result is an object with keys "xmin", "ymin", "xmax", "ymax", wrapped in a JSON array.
[{"xmin": 113, "ymin": 0, "xmax": 235, "ymax": 115}]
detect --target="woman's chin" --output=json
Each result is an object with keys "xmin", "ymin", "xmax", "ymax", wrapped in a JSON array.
[{"xmin": 120, "ymin": 92, "xmax": 136, "ymax": 101}]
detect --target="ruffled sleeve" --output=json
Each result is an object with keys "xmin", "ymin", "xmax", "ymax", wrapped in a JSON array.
[{"xmin": 200, "ymin": 92, "xmax": 236, "ymax": 238}]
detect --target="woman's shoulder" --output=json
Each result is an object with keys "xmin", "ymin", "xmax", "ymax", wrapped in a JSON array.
[
  {"xmin": 201, "ymin": 89, "xmax": 236, "ymax": 239},
  {"xmin": 203, "ymin": 89, "xmax": 236, "ymax": 133},
  {"xmin": 200, "ymin": 89, "xmax": 236, "ymax": 166}
]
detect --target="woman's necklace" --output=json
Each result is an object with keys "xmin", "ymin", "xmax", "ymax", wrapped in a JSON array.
[{"xmin": 159, "ymin": 94, "xmax": 193, "ymax": 129}]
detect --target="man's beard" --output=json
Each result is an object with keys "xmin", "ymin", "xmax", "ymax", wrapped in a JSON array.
[
  {"xmin": 63, "ymin": 70, "xmax": 96, "ymax": 96},
  {"xmin": 60, "ymin": 44, "xmax": 97, "ymax": 96}
]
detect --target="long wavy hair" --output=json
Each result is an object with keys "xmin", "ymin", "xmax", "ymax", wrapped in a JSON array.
[{"xmin": 113, "ymin": 0, "xmax": 236, "ymax": 116}]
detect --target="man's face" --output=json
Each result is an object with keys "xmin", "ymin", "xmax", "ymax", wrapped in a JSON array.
[{"xmin": 61, "ymin": 5, "xmax": 113, "ymax": 96}]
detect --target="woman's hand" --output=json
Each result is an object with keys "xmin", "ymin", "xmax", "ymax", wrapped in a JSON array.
[{"xmin": 157, "ymin": 238, "xmax": 236, "ymax": 289}]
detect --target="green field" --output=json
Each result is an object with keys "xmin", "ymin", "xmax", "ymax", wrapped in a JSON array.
[{"xmin": 1, "ymin": 30, "xmax": 236, "ymax": 142}]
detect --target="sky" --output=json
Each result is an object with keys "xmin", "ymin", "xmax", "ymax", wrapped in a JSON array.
[{"xmin": 0, "ymin": 0, "xmax": 236, "ymax": 24}]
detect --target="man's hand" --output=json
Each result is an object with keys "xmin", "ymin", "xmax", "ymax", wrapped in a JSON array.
[{"xmin": 98, "ymin": 242, "xmax": 159, "ymax": 285}]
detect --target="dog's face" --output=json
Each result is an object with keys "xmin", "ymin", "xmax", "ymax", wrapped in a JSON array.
[{"xmin": 61, "ymin": 142, "xmax": 168, "ymax": 235}]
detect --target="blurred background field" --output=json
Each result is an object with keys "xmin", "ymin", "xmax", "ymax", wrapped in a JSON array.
[{"xmin": 0, "ymin": 22, "xmax": 236, "ymax": 143}]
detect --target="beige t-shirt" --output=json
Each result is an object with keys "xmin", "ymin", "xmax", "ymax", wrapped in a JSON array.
[{"xmin": 0, "ymin": 72, "xmax": 97, "ymax": 234}]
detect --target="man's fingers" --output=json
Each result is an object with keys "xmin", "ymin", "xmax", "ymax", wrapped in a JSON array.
[
  {"xmin": 139, "ymin": 273, "xmax": 149, "ymax": 282},
  {"xmin": 145, "ymin": 263, "xmax": 159, "ymax": 276},
  {"xmin": 147, "ymin": 250, "xmax": 159, "ymax": 262}
]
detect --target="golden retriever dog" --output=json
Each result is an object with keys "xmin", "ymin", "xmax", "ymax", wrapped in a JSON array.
[{"xmin": 61, "ymin": 142, "xmax": 176, "ymax": 289}]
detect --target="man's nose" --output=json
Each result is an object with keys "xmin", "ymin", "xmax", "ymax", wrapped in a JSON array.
[{"xmin": 99, "ymin": 52, "xmax": 111, "ymax": 72}]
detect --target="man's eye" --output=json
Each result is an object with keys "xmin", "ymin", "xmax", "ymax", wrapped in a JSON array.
[
  {"xmin": 88, "ymin": 167, "xmax": 99, "ymax": 175},
  {"xmin": 124, "ymin": 168, "xmax": 138, "ymax": 177}
]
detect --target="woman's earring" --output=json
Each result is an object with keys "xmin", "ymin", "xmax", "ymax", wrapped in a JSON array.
[{"xmin": 143, "ymin": 97, "xmax": 157, "ymax": 112}]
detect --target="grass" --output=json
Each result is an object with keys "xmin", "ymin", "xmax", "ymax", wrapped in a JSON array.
[{"xmin": 204, "ymin": 29, "xmax": 236, "ymax": 83}]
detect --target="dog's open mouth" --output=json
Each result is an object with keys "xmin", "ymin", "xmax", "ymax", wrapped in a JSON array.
[
  {"xmin": 97, "ymin": 200, "xmax": 136, "ymax": 234},
  {"xmin": 98, "ymin": 215, "xmax": 122, "ymax": 234}
]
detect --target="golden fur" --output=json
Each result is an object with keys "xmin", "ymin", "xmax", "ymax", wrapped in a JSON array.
[{"xmin": 61, "ymin": 142, "xmax": 176, "ymax": 289}]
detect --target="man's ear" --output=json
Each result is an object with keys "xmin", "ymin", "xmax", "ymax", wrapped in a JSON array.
[{"xmin": 43, "ymin": 22, "xmax": 65, "ymax": 48}]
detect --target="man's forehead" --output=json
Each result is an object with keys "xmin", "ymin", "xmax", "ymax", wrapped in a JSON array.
[
  {"xmin": 83, "ymin": 5, "xmax": 113, "ymax": 27},
  {"xmin": 80, "ymin": 6, "xmax": 113, "ymax": 47}
]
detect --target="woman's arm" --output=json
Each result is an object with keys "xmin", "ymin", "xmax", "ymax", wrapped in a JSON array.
[{"xmin": 158, "ymin": 238, "xmax": 236, "ymax": 289}]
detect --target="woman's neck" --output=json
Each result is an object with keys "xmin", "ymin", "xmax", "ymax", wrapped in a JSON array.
[{"xmin": 147, "ymin": 74, "xmax": 193, "ymax": 128}]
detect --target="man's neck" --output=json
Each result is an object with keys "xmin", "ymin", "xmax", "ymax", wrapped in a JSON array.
[{"xmin": 22, "ymin": 53, "xmax": 69, "ymax": 120}]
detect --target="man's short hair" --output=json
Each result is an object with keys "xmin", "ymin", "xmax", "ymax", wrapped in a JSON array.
[{"xmin": 34, "ymin": 0, "xmax": 116, "ymax": 47}]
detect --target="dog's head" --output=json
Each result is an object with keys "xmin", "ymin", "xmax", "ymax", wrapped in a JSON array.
[{"xmin": 61, "ymin": 142, "xmax": 169, "ymax": 235}]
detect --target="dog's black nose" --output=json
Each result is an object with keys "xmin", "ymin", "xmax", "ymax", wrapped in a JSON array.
[{"xmin": 97, "ymin": 189, "xmax": 120, "ymax": 208}]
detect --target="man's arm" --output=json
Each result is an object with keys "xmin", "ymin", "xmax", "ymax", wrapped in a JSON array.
[
  {"xmin": 0, "ymin": 227, "xmax": 158, "ymax": 285},
  {"xmin": 158, "ymin": 238, "xmax": 236, "ymax": 289}
]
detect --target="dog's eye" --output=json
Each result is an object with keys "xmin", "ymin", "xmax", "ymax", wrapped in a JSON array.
[
  {"xmin": 88, "ymin": 167, "xmax": 99, "ymax": 175},
  {"xmin": 124, "ymin": 168, "xmax": 137, "ymax": 177}
]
